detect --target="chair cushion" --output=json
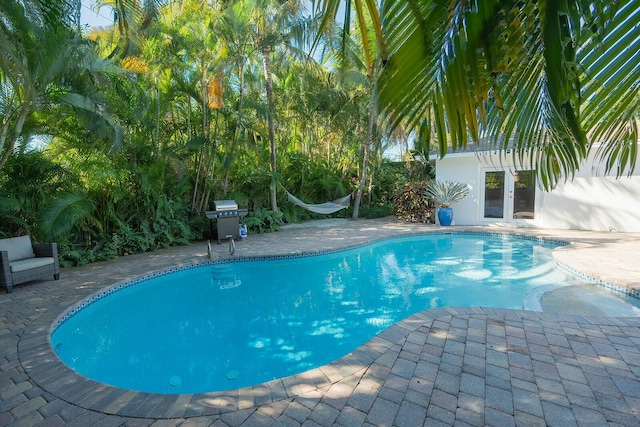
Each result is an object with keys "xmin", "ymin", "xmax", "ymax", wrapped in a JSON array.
[
  {"xmin": 10, "ymin": 257, "xmax": 54, "ymax": 273},
  {"xmin": 0, "ymin": 236, "xmax": 35, "ymax": 262}
]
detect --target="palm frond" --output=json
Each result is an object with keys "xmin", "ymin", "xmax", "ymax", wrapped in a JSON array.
[
  {"xmin": 58, "ymin": 93, "xmax": 124, "ymax": 152},
  {"xmin": 376, "ymin": 0, "xmax": 639, "ymax": 189},
  {"xmin": 38, "ymin": 191, "xmax": 96, "ymax": 240},
  {"xmin": 579, "ymin": 1, "xmax": 640, "ymax": 176}
]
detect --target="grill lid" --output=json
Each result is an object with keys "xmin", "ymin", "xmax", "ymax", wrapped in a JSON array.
[{"xmin": 214, "ymin": 200, "xmax": 238, "ymax": 211}]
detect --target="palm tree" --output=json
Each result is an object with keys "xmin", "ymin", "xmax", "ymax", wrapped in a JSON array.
[
  {"xmin": 219, "ymin": 1, "xmax": 254, "ymax": 151},
  {"xmin": 162, "ymin": 0, "xmax": 227, "ymax": 212},
  {"xmin": 245, "ymin": 0, "xmax": 308, "ymax": 215},
  {"xmin": 314, "ymin": 0, "xmax": 639, "ymax": 189},
  {"xmin": 97, "ymin": 0, "xmax": 166, "ymax": 59},
  {"xmin": 314, "ymin": 5, "xmax": 382, "ymax": 219},
  {"xmin": 0, "ymin": 0, "xmax": 122, "ymax": 171}
]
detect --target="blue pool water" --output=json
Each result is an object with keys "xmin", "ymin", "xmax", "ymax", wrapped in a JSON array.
[{"xmin": 52, "ymin": 234, "xmax": 594, "ymax": 394}]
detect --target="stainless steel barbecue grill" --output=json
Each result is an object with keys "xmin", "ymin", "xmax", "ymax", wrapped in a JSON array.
[{"xmin": 205, "ymin": 200, "xmax": 248, "ymax": 244}]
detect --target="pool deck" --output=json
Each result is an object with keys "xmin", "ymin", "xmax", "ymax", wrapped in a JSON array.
[{"xmin": 2, "ymin": 217, "xmax": 640, "ymax": 426}]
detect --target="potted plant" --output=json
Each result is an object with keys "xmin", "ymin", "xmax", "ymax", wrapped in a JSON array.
[{"xmin": 424, "ymin": 180, "xmax": 469, "ymax": 226}]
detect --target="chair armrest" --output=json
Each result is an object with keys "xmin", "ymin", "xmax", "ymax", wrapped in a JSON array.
[
  {"xmin": 33, "ymin": 243, "xmax": 60, "ymax": 279},
  {"xmin": 1, "ymin": 251, "xmax": 11, "ymax": 289},
  {"xmin": 33, "ymin": 243, "xmax": 58, "ymax": 258},
  {"xmin": 0, "ymin": 250, "xmax": 8, "ymax": 265}
]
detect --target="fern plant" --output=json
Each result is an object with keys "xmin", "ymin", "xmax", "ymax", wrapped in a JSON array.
[
  {"xmin": 244, "ymin": 208, "xmax": 283, "ymax": 234},
  {"xmin": 424, "ymin": 181, "xmax": 469, "ymax": 208}
]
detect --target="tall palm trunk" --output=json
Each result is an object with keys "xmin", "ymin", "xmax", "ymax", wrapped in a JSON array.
[
  {"xmin": 74, "ymin": 0, "xmax": 81, "ymax": 32},
  {"xmin": 233, "ymin": 61, "xmax": 245, "ymax": 146},
  {"xmin": 261, "ymin": 46, "xmax": 278, "ymax": 214},
  {"xmin": 154, "ymin": 75, "xmax": 162, "ymax": 158},
  {"xmin": 352, "ymin": 99, "xmax": 375, "ymax": 220},
  {"xmin": 191, "ymin": 74, "xmax": 212, "ymax": 212},
  {"xmin": 225, "ymin": 61, "xmax": 246, "ymax": 194},
  {"xmin": 0, "ymin": 102, "xmax": 31, "ymax": 171}
]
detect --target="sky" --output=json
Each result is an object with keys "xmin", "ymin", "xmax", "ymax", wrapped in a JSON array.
[{"xmin": 80, "ymin": 0, "xmax": 113, "ymax": 29}]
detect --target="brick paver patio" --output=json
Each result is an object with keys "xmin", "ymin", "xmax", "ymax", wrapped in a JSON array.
[{"xmin": 2, "ymin": 218, "xmax": 640, "ymax": 426}]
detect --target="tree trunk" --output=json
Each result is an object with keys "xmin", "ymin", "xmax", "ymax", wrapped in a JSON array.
[
  {"xmin": 0, "ymin": 103, "xmax": 30, "ymax": 171},
  {"xmin": 192, "ymin": 151, "xmax": 202, "ymax": 211},
  {"xmin": 261, "ymin": 47, "xmax": 278, "ymax": 214},
  {"xmin": 233, "ymin": 61, "xmax": 245, "ymax": 146},
  {"xmin": 74, "ymin": 0, "xmax": 81, "ymax": 32},
  {"xmin": 352, "ymin": 101, "xmax": 375, "ymax": 220},
  {"xmin": 154, "ymin": 75, "xmax": 160, "ymax": 149}
]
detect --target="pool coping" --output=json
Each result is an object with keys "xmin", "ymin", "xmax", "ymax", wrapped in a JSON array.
[{"xmin": 18, "ymin": 228, "xmax": 640, "ymax": 419}]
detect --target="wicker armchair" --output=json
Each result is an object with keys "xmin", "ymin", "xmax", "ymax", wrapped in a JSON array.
[{"xmin": 0, "ymin": 236, "xmax": 60, "ymax": 293}]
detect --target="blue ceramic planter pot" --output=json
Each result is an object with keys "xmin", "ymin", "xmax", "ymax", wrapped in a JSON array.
[{"xmin": 438, "ymin": 207, "xmax": 454, "ymax": 226}]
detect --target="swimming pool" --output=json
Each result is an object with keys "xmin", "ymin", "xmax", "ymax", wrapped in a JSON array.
[{"xmin": 50, "ymin": 233, "xmax": 635, "ymax": 395}]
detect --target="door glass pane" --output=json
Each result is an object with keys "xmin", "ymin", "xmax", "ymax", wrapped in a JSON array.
[
  {"xmin": 513, "ymin": 170, "xmax": 535, "ymax": 219},
  {"xmin": 484, "ymin": 171, "xmax": 504, "ymax": 218}
]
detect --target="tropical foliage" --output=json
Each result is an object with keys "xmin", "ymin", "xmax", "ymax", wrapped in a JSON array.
[
  {"xmin": 0, "ymin": 0, "xmax": 637, "ymax": 265},
  {"xmin": 0, "ymin": 0, "xmax": 122, "ymax": 171},
  {"xmin": 394, "ymin": 182, "xmax": 435, "ymax": 224},
  {"xmin": 316, "ymin": 0, "xmax": 639, "ymax": 188}
]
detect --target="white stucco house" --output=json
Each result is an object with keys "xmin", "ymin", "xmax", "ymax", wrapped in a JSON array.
[{"xmin": 432, "ymin": 143, "xmax": 640, "ymax": 232}]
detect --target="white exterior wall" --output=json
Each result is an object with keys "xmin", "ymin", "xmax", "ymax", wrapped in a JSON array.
[
  {"xmin": 433, "ymin": 155, "xmax": 481, "ymax": 226},
  {"xmin": 434, "ymin": 148, "xmax": 640, "ymax": 232}
]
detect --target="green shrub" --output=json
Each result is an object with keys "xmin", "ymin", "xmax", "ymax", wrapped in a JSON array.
[
  {"xmin": 353, "ymin": 203, "xmax": 394, "ymax": 219},
  {"xmin": 244, "ymin": 208, "xmax": 283, "ymax": 234}
]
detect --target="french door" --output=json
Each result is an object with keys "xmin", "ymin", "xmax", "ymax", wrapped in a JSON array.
[{"xmin": 482, "ymin": 169, "xmax": 536, "ymax": 222}]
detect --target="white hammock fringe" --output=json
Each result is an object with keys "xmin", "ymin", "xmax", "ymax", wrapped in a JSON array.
[{"xmin": 286, "ymin": 190, "xmax": 351, "ymax": 214}]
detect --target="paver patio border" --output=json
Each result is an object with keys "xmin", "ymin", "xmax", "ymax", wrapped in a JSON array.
[{"xmin": 6, "ymin": 219, "xmax": 640, "ymax": 424}]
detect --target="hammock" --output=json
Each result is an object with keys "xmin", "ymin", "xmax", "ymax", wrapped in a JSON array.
[{"xmin": 285, "ymin": 190, "xmax": 351, "ymax": 214}]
